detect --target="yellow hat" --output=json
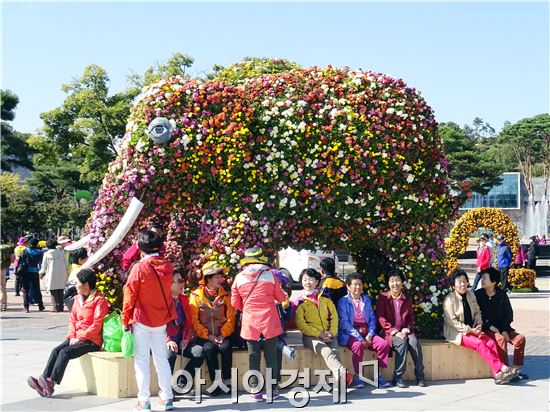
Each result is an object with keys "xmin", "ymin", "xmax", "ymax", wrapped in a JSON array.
[
  {"xmin": 239, "ymin": 247, "xmax": 269, "ymax": 266},
  {"xmin": 199, "ymin": 261, "xmax": 228, "ymax": 285}
]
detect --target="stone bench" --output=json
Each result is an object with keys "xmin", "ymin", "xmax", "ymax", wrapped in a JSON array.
[{"xmin": 67, "ymin": 339, "xmax": 491, "ymax": 398}]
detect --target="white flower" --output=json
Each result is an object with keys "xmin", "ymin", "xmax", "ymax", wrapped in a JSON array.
[
  {"xmin": 430, "ymin": 296, "xmax": 438, "ymax": 305},
  {"xmin": 406, "ymin": 174, "xmax": 415, "ymax": 183},
  {"xmin": 279, "ymin": 198, "xmax": 288, "ymax": 208},
  {"xmin": 289, "ymin": 199, "xmax": 297, "ymax": 208}
]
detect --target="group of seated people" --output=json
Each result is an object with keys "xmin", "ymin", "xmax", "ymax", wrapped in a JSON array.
[{"xmin": 25, "ymin": 230, "xmax": 528, "ymax": 409}]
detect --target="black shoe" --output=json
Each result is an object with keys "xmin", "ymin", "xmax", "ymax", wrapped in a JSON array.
[
  {"xmin": 393, "ymin": 379, "xmax": 408, "ymax": 388},
  {"xmin": 417, "ymin": 379, "xmax": 427, "ymax": 387}
]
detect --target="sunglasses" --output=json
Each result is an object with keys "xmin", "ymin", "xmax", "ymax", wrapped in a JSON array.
[{"xmin": 172, "ymin": 279, "xmax": 184, "ymax": 284}]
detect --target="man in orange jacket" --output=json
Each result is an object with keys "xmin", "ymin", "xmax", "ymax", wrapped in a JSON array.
[{"xmin": 27, "ymin": 269, "xmax": 109, "ymax": 397}]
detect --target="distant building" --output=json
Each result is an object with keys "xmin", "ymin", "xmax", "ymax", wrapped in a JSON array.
[{"xmin": 459, "ymin": 172, "xmax": 548, "ymax": 240}]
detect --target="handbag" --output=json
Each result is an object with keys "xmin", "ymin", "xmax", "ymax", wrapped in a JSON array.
[
  {"xmin": 15, "ymin": 254, "xmax": 27, "ymax": 277},
  {"xmin": 354, "ymin": 322, "xmax": 369, "ymax": 338},
  {"xmin": 63, "ymin": 280, "xmax": 77, "ymax": 311},
  {"xmin": 146, "ymin": 262, "xmax": 178, "ymax": 337}
]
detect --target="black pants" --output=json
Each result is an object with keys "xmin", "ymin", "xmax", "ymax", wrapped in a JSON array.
[
  {"xmin": 50, "ymin": 289, "xmax": 64, "ymax": 311},
  {"xmin": 472, "ymin": 272, "xmax": 482, "ymax": 291},
  {"xmin": 500, "ymin": 267, "xmax": 510, "ymax": 290},
  {"xmin": 15, "ymin": 274, "xmax": 22, "ymax": 294},
  {"xmin": 168, "ymin": 341, "xmax": 205, "ymax": 378},
  {"xmin": 392, "ymin": 335, "xmax": 425, "ymax": 381},
  {"xmin": 247, "ymin": 336, "xmax": 279, "ymax": 389},
  {"xmin": 193, "ymin": 337, "xmax": 233, "ymax": 381},
  {"xmin": 43, "ymin": 339, "xmax": 100, "ymax": 384},
  {"xmin": 21, "ymin": 272, "xmax": 44, "ymax": 310}
]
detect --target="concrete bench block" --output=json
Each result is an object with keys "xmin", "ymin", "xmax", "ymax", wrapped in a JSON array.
[{"xmin": 67, "ymin": 339, "xmax": 492, "ymax": 398}]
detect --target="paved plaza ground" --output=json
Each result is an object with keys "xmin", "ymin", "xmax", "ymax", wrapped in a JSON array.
[{"xmin": 1, "ymin": 276, "xmax": 549, "ymax": 411}]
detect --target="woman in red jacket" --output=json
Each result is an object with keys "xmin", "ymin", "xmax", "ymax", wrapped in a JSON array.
[
  {"xmin": 472, "ymin": 234, "xmax": 491, "ymax": 291},
  {"xmin": 27, "ymin": 269, "xmax": 109, "ymax": 397},
  {"xmin": 376, "ymin": 269, "xmax": 426, "ymax": 388}
]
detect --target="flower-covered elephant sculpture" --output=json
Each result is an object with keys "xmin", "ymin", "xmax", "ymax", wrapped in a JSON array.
[{"xmin": 84, "ymin": 66, "xmax": 459, "ymax": 337}]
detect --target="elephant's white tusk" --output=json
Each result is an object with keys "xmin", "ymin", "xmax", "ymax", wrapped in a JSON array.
[{"xmin": 81, "ymin": 197, "xmax": 145, "ymax": 269}]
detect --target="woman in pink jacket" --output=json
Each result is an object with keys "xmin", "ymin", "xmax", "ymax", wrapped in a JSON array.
[
  {"xmin": 472, "ymin": 234, "xmax": 491, "ymax": 291},
  {"xmin": 27, "ymin": 269, "xmax": 109, "ymax": 398},
  {"xmin": 231, "ymin": 247, "xmax": 287, "ymax": 401}
]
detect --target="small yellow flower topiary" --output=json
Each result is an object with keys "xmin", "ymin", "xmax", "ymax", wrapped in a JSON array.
[{"xmin": 445, "ymin": 208, "xmax": 520, "ymax": 273}]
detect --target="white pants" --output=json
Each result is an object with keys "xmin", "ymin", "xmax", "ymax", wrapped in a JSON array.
[{"xmin": 133, "ymin": 322, "xmax": 173, "ymax": 402}]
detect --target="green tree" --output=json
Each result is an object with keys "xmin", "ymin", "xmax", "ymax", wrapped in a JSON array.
[
  {"xmin": 498, "ymin": 114, "xmax": 550, "ymax": 197},
  {"xmin": 208, "ymin": 57, "xmax": 301, "ymax": 84},
  {"xmin": 0, "ymin": 173, "xmax": 40, "ymax": 241},
  {"xmin": 439, "ymin": 122, "xmax": 503, "ymax": 194},
  {"xmin": 1, "ymin": 90, "xmax": 34, "ymax": 172},
  {"xmin": 39, "ymin": 65, "xmax": 137, "ymax": 185},
  {"xmin": 128, "ymin": 52, "xmax": 194, "ymax": 88},
  {"xmin": 27, "ymin": 161, "xmax": 89, "ymax": 202}
]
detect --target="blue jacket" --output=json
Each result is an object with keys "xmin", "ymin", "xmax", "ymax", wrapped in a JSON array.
[
  {"xmin": 496, "ymin": 242, "xmax": 513, "ymax": 269},
  {"xmin": 337, "ymin": 293, "xmax": 377, "ymax": 346}
]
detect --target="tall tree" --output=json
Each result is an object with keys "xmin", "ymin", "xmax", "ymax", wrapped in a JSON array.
[
  {"xmin": 1, "ymin": 90, "xmax": 34, "ymax": 171},
  {"xmin": 128, "ymin": 52, "xmax": 194, "ymax": 88},
  {"xmin": 39, "ymin": 65, "xmax": 137, "ymax": 185},
  {"xmin": 498, "ymin": 114, "xmax": 550, "ymax": 198},
  {"xmin": 439, "ymin": 122, "xmax": 503, "ymax": 195}
]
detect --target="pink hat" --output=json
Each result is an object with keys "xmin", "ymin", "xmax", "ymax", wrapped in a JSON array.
[{"xmin": 17, "ymin": 236, "xmax": 26, "ymax": 246}]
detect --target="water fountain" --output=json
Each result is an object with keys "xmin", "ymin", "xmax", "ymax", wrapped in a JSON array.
[{"xmin": 522, "ymin": 195, "xmax": 549, "ymax": 240}]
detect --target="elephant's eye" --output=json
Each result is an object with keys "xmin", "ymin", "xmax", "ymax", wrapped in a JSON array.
[
  {"xmin": 153, "ymin": 125, "xmax": 167, "ymax": 134},
  {"xmin": 147, "ymin": 117, "xmax": 174, "ymax": 144}
]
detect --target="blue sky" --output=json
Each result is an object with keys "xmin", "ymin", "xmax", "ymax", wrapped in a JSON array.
[{"xmin": 3, "ymin": 2, "xmax": 549, "ymax": 134}]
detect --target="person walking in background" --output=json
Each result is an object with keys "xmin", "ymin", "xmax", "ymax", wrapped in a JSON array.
[
  {"xmin": 495, "ymin": 234, "xmax": 513, "ymax": 292},
  {"xmin": 475, "ymin": 267, "xmax": 528, "ymax": 382},
  {"xmin": 319, "ymin": 257, "xmax": 347, "ymax": 307},
  {"xmin": 0, "ymin": 243, "xmax": 12, "ymax": 311},
  {"xmin": 513, "ymin": 244, "xmax": 528, "ymax": 268},
  {"xmin": 337, "ymin": 272, "xmax": 391, "ymax": 388},
  {"xmin": 121, "ymin": 230, "xmax": 175, "ymax": 411},
  {"xmin": 527, "ymin": 236, "xmax": 539, "ymax": 270},
  {"xmin": 376, "ymin": 269, "xmax": 426, "ymax": 388},
  {"xmin": 17, "ymin": 237, "xmax": 45, "ymax": 313},
  {"xmin": 26, "ymin": 269, "xmax": 109, "ymax": 397},
  {"xmin": 486, "ymin": 233, "xmax": 495, "ymax": 266},
  {"xmin": 443, "ymin": 269, "xmax": 516, "ymax": 385},
  {"xmin": 13, "ymin": 236, "xmax": 28, "ymax": 296},
  {"xmin": 40, "ymin": 240, "xmax": 70, "ymax": 312},
  {"xmin": 231, "ymin": 247, "xmax": 288, "ymax": 401},
  {"xmin": 472, "ymin": 234, "xmax": 491, "ymax": 291}
]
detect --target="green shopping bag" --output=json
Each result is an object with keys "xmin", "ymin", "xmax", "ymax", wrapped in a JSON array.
[
  {"xmin": 121, "ymin": 330, "xmax": 134, "ymax": 358},
  {"xmin": 102, "ymin": 310, "xmax": 123, "ymax": 352}
]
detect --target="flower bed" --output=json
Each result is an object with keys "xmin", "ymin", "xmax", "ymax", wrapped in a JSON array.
[{"xmin": 508, "ymin": 268, "xmax": 536, "ymax": 290}]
